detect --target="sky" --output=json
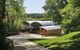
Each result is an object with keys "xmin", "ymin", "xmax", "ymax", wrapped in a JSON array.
[{"xmin": 23, "ymin": 0, "xmax": 45, "ymax": 14}]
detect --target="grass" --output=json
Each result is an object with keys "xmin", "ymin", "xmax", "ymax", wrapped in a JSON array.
[{"xmin": 30, "ymin": 31, "xmax": 80, "ymax": 50}]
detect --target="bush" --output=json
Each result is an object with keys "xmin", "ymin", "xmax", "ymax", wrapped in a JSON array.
[{"xmin": 0, "ymin": 38, "xmax": 14, "ymax": 50}]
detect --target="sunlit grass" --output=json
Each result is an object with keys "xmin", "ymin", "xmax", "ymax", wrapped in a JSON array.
[{"xmin": 31, "ymin": 31, "xmax": 80, "ymax": 50}]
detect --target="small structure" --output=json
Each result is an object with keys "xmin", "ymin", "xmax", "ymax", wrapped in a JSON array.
[
  {"xmin": 22, "ymin": 21, "xmax": 61, "ymax": 34},
  {"xmin": 31, "ymin": 21, "xmax": 55, "ymax": 26},
  {"xmin": 31, "ymin": 21, "xmax": 55, "ymax": 33},
  {"xmin": 39, "ymin": 26, "xmax": 62, "ymax": 36},
  {"xmin": 22, "ymin": 21, "xmax": 37, "ymax": 32},
  {"xmin": 22, "ymin": 21, "xmax": 55, "ymax": 27}
]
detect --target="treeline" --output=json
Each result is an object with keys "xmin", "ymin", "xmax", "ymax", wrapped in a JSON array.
[
  {"xmin": 27, "ymin": 13, "xmax": 44, "ymax": 18},
  {"xmin": 26, "ymin": 13, "xmax": 46, "ymax": 21},
  {"xmin": 43, "ymin": 0, "xmax": 80, "ymax": 34},
  {"xmin": 0, "ymin": 0, "xmax": 26, "ymax": 50}
]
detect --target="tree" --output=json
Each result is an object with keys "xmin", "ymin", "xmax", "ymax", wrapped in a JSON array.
[
  {"xmin": 61, "ymin": 0, "xmax": 80, "ymax": 33},
  {"xmin": 43, "ymin": 0, "xmax": 67, "ymax": 24},
  {"xmin": 44, "ymin": 0, "xmax": 80, "ymax": 33},
  {"xmin": 5, "ymin": 0, "xmax": 26, "ymax": 32},
  {"xmin": 0, "ymin": 0, "xmax": 10, "ymax": 50}
]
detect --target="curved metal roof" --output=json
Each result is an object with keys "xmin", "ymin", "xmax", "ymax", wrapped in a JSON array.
[
  {"xmin": 31, "ymin": 21, "xmax": 55, "ymax": 26},
  {"xmin": 26, "ymin": 21, "xmax": 37, "ymax": 24},
  {"xmin": 40, "ymin": 25, "xmax": 61, "ymax": 31}
]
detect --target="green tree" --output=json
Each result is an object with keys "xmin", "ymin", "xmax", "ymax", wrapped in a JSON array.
[
  {"xmin": 61, "ymin": 0, "xmax": 80, "ymax": 33},
  {"xmin": 5, "ymin": 0, "xmax": 26, "ymax": 32},
  {"xmin": 0, "ymin": 0, "xmax": 10, "ymax": 50},
  {"xmin": 0, "ymin": 0, "xmax": 26, "ymax": 50},
  {"xmin": 43, "ymin": 0, "xmax": 67, "ymax": 24},
  {"xmin": 44, "ymin": 0, "xmax": 80, "ymax": 33}
]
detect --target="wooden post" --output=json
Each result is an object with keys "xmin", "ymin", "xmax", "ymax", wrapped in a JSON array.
[{"xmin": 40, "ymin": 27, "xmax": 44, "ymax": 37}]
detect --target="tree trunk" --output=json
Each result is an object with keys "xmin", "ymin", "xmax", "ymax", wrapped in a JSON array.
[{"xmin": 0, "ymin": 0, "xmax": 6, "ymax": 49}]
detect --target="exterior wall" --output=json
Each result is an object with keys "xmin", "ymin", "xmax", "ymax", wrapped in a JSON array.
[
  {"xmin": 39, "ymin": 28, "xmax": 48, "ymax": 36},
  {"xmin": 39, "ymin": 29, "xmax": 62, "ymax": 36},
  {"xmin": 47, "ymin": 29, "xmax": 62, "ymax": 36}
]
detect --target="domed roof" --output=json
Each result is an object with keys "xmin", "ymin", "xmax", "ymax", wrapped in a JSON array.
[
  {"xmin": 31, "ymin": 21, "xmax": 55, "ymax": 26},
  {"xmin": 40, "ymin": 25, "xmax": 61, "ymax": 31}
]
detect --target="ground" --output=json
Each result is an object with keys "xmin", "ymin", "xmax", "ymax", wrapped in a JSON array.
[
  {"xmin": 7, "ymin": 32, "xmax": 56, "ymax": 50},
  {"xmin": 31, "ymin": 32, "xmax": 80, "ymax": 50},
  {"xmin": 7, "ymin": 32, "xmax": 80, "ymax": 50}
]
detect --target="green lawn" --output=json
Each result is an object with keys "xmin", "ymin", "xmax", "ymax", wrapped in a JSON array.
[{"xmin": 31, "ymin": 32, "xmax": 80, "ymax": 50}]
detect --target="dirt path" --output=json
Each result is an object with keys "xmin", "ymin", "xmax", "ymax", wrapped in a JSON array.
[
  {"xmin": 13, "ymin": 39, "xmax": 50, "ymax": 50},
  {"xmin": 6, "ymin": 33, "xmax": 57, "ymax": 50},
  {"xmin": 7, "ymin": 34, "xmax": 49, "ymax": 50}
]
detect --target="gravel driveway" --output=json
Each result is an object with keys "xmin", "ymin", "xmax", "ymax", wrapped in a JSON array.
[{"xmin": 7, "ymin": 34, "xmax": 51, "ymax": 50}]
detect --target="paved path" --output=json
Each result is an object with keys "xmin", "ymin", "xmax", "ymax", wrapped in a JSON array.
[
  {"xmin": 7, "ymin": 33, "xmax": 57, "ymax": 39},
  {"xmin": 13, "ymin": 40, "xmax": 49, "ymax": 50},
  {"xmin": 7, "ymin": 34, "xmax": 52, "ymax": 50}
]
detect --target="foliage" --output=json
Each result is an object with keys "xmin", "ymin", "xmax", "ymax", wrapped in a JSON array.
[
  {"xmin": 61, "ymin": 0, "xmax": 80, "ymax": 33},
  {"xmin": 5, "ymin": 0, "xmax": 26, "ymax": 32},
  {"xmin": 44, "ymin": 0, "xmax": 80, "ymax": 33},
  {"xmin": 0, "ymin": 0, "xmax": 12, "ymax": 50},
  {"xmin": 43, "ymin": 0, "xmax": 67, "ymax": 24},
  {"xmin": 27, "ymin": 13, "xmax": 44, "ymax": 18},
  {"xmin": 26, "ymin": 13, "xmax": 46, "ymax": 21},
  {"xmin": 0, "ymin": 0, "xmax": 26, "ymax": 49},
  {"xmin": 31, "ymin": 31, "xmax": 80, "ymax": 50}
]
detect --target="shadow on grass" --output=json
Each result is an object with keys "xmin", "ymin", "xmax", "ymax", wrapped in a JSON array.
[
  {"xmin": 29, "ymin": 33, "xmax": 80, "ymax": 50},
  {"xmin": 70, "ymin": 33, "xmax": 80, "ymax": 40},
  {"xmin": 49, "ymin": 39, "xmax": 80, "ymax": 50},
  {"xmin": 28, "ymin": 39, "xmax": 47, "ymax": 41},
  {"xmin": 48, "ymin": 33, "xmax": 80, "ymax": 50},
  {"xmin": 37, "ymin": 35, "xmax": 80, "ymax": 50}
]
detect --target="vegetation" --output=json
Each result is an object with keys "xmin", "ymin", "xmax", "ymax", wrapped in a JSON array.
[
  {"xmin": 43, "ymin": 0, "xmax": 67, "ymax": 24},
  {"xmin": 0, "ymin": 0, "xmax": 12, "ymax": 50},
  {"xmin": 0, "ymin": 0, "xmax": 26, "ymax": 50},
  {"xmin": 27, "ymin": 13, "xmax": 44, "ymax": 18},
  {"xmin": 26, "ymin": 13, "xmax": 46, "ymax": 21},
  {"xmin": 5, "ymin": 0, "xmax": 26, "ymax": 32},
  {"xmin": 0, "ymin": 0, "xmax": 80, "ymax": 50},
  {"xmin": 61, "ymin": 0, "xmax": 80, "ymax": 33},
  {"xmin": 29, "ymin": 0, "xmax": 80, "ymax": 50},
  {"xmin": 43, "ymin": 0, "xmax": 80, "ymax": 33},
  {"xmin": 31, "ymin": 32, "xmax": 80, "ymax": 50}
]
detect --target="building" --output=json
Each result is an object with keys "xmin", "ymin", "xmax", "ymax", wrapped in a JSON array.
[
  {"xmin": 31, "ymin": 21, "xmax": 55, "ymax": 33},
  {"xmin": 22, "ymin": 21, "xmax": 55, "ymax": 33},
  {"xmin": 22, "ymin": 21, "xmax": 62, "ymax": 36},
  {"xmin": 39, "ymin": 26, "xmax": 62, "ymax": 36},
  {"xmin": 22, "ymin": 21, "xmax": 37, "ymax": 32}
]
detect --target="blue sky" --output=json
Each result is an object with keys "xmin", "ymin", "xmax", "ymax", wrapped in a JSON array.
[{"xmin": 24, "ymin": 0, "xmax": 45, "ymax": 13}]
